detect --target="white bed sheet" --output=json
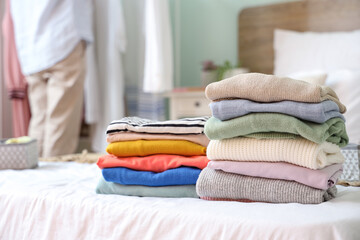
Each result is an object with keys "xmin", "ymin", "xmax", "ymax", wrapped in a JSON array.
[{"xmin": 0, "ymin": 161, "xmax": 359, "ymax": 240}]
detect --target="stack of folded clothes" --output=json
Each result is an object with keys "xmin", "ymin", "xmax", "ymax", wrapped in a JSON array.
[
  {"xmin": 196, "ymin": 73, "xmax": 349, "ymax": 204},
  {"xmin": 96, "ymin": 117, "xmax": 210, "ymax": 198}
]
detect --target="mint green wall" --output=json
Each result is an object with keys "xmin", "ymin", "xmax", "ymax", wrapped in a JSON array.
[{"xmin": 169, "ymin": 0, "xmax": 295, "ymax": 87}]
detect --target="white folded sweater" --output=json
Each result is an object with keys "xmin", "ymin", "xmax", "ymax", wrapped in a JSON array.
[{"xmin": 206, "ymin": 137, "xmax": 344, "ymax": 170}]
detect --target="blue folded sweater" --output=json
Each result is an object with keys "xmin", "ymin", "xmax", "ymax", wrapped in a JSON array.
[
  {"xmin": 210, "ymin": 99, "xmax": 345, "ymax": 123},
  {"xmin": 102, "ymin": 166, "xmax": 201, "ymax": 186}
]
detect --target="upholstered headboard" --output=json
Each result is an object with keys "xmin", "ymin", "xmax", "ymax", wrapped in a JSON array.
[{"xmin": 238, "ymin": 0, "xmax": 360, "ymax": 74}]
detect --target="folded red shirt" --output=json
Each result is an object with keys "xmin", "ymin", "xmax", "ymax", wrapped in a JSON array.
[{"xmin": 97, "ymin": 154, "xmax": 209, "ymax": 172}]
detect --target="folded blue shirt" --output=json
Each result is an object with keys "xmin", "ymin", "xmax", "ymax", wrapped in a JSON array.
[
  {"xmin": 102, "ymin": 167, "xmax": 201, "ymax": 187},
  {"xmin": 210, "ymin": 99, "xmax": 345, "ymax": 123}
]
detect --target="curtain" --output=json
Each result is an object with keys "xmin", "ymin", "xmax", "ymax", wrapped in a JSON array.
[
  {"xmin": 2, "ymin": 0, "xmax": 31, "ymax": 138},
  {"xmin": 90, "ymin": 0, "xmax": 127, "ymax": 152},
  {"xmin": 143, "ymin": 0, "xmax": 174, "ymax": 93}
]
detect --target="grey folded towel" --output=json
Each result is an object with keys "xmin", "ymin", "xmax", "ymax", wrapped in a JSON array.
[
  {"xmin": 196, "ymin": 168, "xmax": 337, "ymax": 204},
  {"xmin": 210, "ymin": 99, "xmax": 345, "ymax": 123}
]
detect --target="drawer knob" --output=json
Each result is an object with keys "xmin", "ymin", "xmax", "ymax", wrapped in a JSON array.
[{"xmin": 194, "ymin": 101, "xmax": 201, "ymax": 107}]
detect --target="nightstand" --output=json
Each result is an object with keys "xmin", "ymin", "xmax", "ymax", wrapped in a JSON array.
[{"xmin": 165, "ymin": 88, "xmax": 211, "ymax": 120}]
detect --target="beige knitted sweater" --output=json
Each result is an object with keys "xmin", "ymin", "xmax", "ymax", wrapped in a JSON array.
[
  {"xmin": 206, "ymin": 137, "xmax": 344, "ymax": 170},
  {"xmin": 205, "ymin": 73, "xmax": 346, "ymax": 113}
]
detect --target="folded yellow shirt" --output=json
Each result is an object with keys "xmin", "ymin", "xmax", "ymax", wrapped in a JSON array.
[{"xmin": 106, "ymin": 140, "xmax": 207, "ymax": 157}]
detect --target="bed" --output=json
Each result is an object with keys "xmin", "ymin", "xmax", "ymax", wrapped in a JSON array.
[
  {"xmin": 0, "ymin": 161, "xmax": 359, "ymax": 239},
  {"xmin": 238, "ymin": 0, "xmax": 360, "ymax": 74},
  {"xmin": 1, "ymin": 0, "xmax": 360, "ymax": 239}
]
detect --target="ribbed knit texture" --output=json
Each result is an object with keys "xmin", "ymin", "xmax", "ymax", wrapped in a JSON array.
[
  {"xmin": 204, "ymin": 114, "xmax": 348, "ymax": 147},
  {"xmin": 206, "ymin": 138, "xmax": 344, "ymax": 169},
  {"xmin": 200, "ymin": 197, "xmax": 256, "ymax": 203},
  {"xmin": 96, "ymin": 177, "xmax": 198, "ymax": 198},
  {"xmin": 210, "ymin": 99, "xmax": 345, "ymax": 123},
  {"xmin": 107, "ymin": 132, "xmax": 210, "ymax": 147},
  {"xmin": 245, "ymin": 132, "xmax": 299, "ymax": 139},
  {"xmin": 106, "ymin": 140, "xmax": 206, "ymax": 157},
  {"xmin": 205, "ymin": 73, "xmax": 346, "ymax": 113},
  {"xmin": 196, "ymin": 168, "xmax": 337, "ymax": 204}
]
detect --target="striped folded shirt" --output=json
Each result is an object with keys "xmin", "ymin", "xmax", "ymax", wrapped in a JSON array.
[{"xmin": 106, "ymin": 116, "xmax": 209, "ymax": 135}]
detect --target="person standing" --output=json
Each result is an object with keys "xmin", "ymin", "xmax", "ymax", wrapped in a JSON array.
[{"xmin": 10, "ymin": 0, "xmax": 93, "ymax": 157}]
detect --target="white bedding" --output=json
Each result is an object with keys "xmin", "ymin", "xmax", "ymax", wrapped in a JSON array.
[{"xmin": 0, "ymin": 162, "xmax": 360, "ymax": 240}]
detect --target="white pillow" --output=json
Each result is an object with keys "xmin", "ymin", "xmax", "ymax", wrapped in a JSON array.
[
  {"xmin": 274, "ymin": 29, "xmax": 360, "ymax": 144},
  {"xmin": 274, "ymin": 29, "xmax": 360, "ymax": 76},
  {"xmin": 328, "ymin": 70, "xmax": 360, "ymax": 144},
  {"xmin": 288, "ymin": 70, "xmax": 327, "ymax": 85}
]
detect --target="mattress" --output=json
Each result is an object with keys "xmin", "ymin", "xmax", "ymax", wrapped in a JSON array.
[{"xmin": 0, "ymin": 161, "xmax": 359, "ymax": 240}]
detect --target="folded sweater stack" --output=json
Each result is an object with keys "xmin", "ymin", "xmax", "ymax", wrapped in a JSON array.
[
  {"xmin": 96, "ymin": 117, "xmax": 210, "ymax": 198},
  {"xmin": 196, "ymin": 73, "xmax": 348, "ymax": 204}
]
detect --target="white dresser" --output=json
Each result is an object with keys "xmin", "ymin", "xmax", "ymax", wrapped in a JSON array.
[{"xmin": 165, "ymin": 89, "xmax": 211, "ymax": 120}]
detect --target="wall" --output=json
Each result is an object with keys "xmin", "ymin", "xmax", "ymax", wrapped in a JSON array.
[{"xmin": 169, "ymin": 0, "xmax": 295, "ymax": 87}]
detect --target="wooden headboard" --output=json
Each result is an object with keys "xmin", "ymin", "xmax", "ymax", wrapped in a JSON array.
[{"xmin": 238, "ymin": 0, "xmax": 360, "ymax": 74}]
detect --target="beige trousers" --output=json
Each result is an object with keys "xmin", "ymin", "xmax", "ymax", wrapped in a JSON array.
[{"xmin": 26, "ymin": 42, "xmax": 86, "ymax": 157}]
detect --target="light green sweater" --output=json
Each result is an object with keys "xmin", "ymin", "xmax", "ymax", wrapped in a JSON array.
[{"xmin": 204, "ymin": 113, "xmax": 348, "ymax": 147}]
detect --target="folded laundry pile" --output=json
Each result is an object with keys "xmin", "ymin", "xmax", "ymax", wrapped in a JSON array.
[
  {"xmin": 196, "ymin": 73, "xmax": 348, "ymax": 204},
  {"xmin": 96, "ymin": 117, "xmax": 210, "ymax": 198}
]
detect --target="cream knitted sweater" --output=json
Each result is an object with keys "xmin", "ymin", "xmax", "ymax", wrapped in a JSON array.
[
  {"xmin": 206, "ymin": 137, "xmax": 344, "ymax": 169},
  {"xmin": 205, "ymin": 73, "xmax": 346, "ymax": 113}
]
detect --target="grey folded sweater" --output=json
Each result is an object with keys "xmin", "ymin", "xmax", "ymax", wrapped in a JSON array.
[
  {"xmin": 196, "ymin": 168, "xmax": 337, "ymax": 204},
  {"xmin": 210, "ymin": 99, "xmax": 345, "ymax": 123}
]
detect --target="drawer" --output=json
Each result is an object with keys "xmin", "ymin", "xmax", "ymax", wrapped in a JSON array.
[{"xmin": 170, "ymin": 96, "xmax": 211, "ymax": 119}]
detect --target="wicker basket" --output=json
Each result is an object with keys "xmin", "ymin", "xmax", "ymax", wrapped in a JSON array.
[
  {"xmin": 340, "ymin": 144, "xmax": 360, "ymax": 182},
  {"xmin": 0, "ymin": 139, "xmax": 38, "ymax": 169}
]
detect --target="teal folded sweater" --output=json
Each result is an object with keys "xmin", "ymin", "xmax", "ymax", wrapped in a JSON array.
[
  {"xmin": 204, "ymin": 113, "xmax": 348, "ymax": 147},
  {"xmin": 96, "ymin": 177, "xmax": 199, "ymax": 198}
]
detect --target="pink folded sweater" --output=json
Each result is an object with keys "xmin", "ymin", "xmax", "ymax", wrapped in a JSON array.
[{"xmin": 208, "ymin": 161, "xmax": 343, "ymax": 190}]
